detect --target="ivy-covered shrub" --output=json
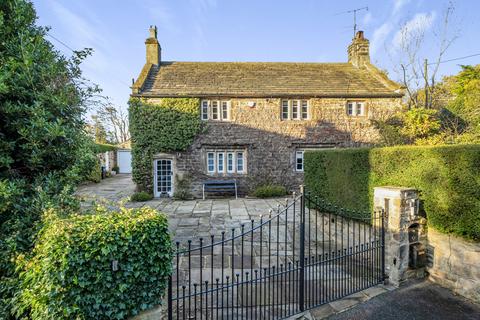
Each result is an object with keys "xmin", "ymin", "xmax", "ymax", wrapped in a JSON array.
[
  {"xmin": 0, "ymin": 1, "xmax": 100, "ymax": 316},
  {"xmin": 130, "ymin": 191, "xmax": 153, "ymax": 202},
  {"xmin": 129, "ymin": 98, "xmax": 202, "ymax": 192},
  {"xmin": 253, "ymin": 185, "xmax": 287, "ymax": 198},
  {"xmin": 93, "ymin": 143, "xmax": 117, "ymax": 154},
  {"xmin": 304, "ymin": 144, "xmax": 480, "ymax": 240},
  {"xmin": 15, "ymin": 206, "xmax": 173, "ymax": 319},
  {"xmin": 87, "ymin": 158, "xmax": 102, "ymax": 183}
]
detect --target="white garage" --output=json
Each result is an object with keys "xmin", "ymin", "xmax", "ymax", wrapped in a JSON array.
[{"xmin": 117, "ymin": 149, "xmax": 132, "ymax": 174}]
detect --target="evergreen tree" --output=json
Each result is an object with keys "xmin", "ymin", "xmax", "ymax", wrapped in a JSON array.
[{"xmin": 0, "ymin": 1, "xmax": 97, "ymax": 317}]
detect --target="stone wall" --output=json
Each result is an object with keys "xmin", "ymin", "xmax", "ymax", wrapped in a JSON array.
[
  {"xmin": 146, "ymin": 97, "xmax": 402, "ymax": 197},
  {"xmin": 97, "ymin": 151, "xmax": 117, "ymax": 173},
  {"xmin": 427, "ymin": 228, "xmax": 480, "ymax": 303}
]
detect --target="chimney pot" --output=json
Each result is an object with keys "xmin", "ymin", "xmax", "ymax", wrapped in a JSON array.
[
  {"xmin": 348, "ymin": 30, "xmax": 370, "ymax": 67},
  {"xmin": 145, "ymin": 25, "xmax": 161, "ymax": 65}
]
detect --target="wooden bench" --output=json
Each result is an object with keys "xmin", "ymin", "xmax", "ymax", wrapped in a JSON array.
[{"xmin": 202, "ymin": 180, "xmax": 237, "ymax": 200}]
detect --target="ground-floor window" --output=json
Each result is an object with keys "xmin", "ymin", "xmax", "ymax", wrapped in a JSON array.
[
  {"xmin": 206, "ymin": 150, "xmax": 246, "ymax": 175},
  {"xmin": 295, "ymin": 151, "xmax": 304, "ymax": 172}
]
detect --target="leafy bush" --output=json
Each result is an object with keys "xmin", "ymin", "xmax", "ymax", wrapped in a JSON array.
[
  {"xmin": 112, "ymin": 166, "xmax": 120, "ymax": 174},
  {"xmin": 253, "ymin": 185, "xmax": 287, "ymax": 198},
  {"xmin": 0, "ymin": 0, "xmax": 100, "ymax": 316},
  {"xmin": 129, "ymin": 98, "xmax": 203, "ymax": 192},
  {"xmin": 15, "ymin": 206, "xmax": 173, "ymax": 320},
  {"xmin": 87, "ymin": 159, "xmax": 102, "ymax": 183},
  {"xmin": 93, "ymin": 143, "xmax": 117, "ymax": 153},
  {"xmin": 304, "ymin": 145, "xmax": 480, "ymax": 240},
  {"xmin": 130, "ymin": 191, "xmax": 153, "ymax": 202},
  {"xmin": 401, "ymin": 108, "xmax": 441, "ymax": 140}
]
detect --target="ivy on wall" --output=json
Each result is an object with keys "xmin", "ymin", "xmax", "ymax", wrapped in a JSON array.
[{"xmin": 129, "ymin": 98, "xmax": 203, "ymax": 192}]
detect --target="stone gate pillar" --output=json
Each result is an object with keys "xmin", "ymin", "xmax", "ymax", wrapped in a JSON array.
[{"xmin": 373, "ymin": 187, "xmax": 427, "ymax": 287}]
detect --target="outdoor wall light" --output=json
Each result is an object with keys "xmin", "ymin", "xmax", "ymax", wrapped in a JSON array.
[{"xmin": 247, "ymin": 101, "xmax": 256, "ymax": 107}]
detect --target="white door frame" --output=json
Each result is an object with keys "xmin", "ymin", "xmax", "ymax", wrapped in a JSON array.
[{"xmin": 154, "ymin": 159, "xmax": 174, "ymax": 197}]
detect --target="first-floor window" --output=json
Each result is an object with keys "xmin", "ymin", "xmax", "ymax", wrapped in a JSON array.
[
  {"xmin": 295, "ymin": 151, "xmax": 304, "ymax": 172},
  {"xmin": 346, "ymin": 101, "xmax": 365, "ymax": 116},
  {"xmin": 281, "ymin": 100, "xmax": 309, "ymax": 120},
  {"xmin": 282, "ymin": 100, "xmax": 289, "ymax": 119},
  {"xmin": 202, "ymin": 101, "xmax": 209, "ymax": 120},
  {"xmin": 206, "ymin": 150, "xmax": 246, "ymax": 174},
  {"xmin": 201, "ymin": 100, "xmax": 231, "ymax": 121},
  {"xmin": 211, "ymin": 101, "xmax": 219, "ymax": 120},
  {"xmin": 292, "ymin": 100, "xmax": 299, "ymax": 119},
  {"xmin": 207, "ymin": 152, "xmax": 215, "ymax": 173}
]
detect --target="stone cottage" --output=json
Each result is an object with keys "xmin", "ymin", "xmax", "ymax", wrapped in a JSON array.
[{"xmin": 131, "ymin": 26, "xmax": 404, "ymax": 198}]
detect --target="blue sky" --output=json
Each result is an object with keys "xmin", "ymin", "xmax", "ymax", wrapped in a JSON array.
[{"xmin": 33, "ymin": 0, "xmax": 480, "ymax": 109}]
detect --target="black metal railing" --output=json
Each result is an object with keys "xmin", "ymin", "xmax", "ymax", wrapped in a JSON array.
[{"xmin": 168, "ymin": 187, "xmax": 385, "ymax": 319}]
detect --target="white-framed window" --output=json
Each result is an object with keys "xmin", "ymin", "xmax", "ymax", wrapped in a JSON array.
[
  {"xmin": 206, "ymin": 150, "xmax": 246, "ymax": 174},
  {"xmin": 201, "ymin": 100, "xmax": 209, "ymax": 120},
  {"xmin": 292, "ymin": 100, "xmax": 299, "ymax": 119},
  {"xmin": 236, "ymin": 152, "xmax": 244, "ymax": 173},
  {"xmin": 282, "ymin": 100, "xmax": 289, "ymax": 119},
  {"xmin": 207, "ymin": 152, "xmax": 215, "ymax": 173},
  {"xmin": 217, "ymin": 152, "xmax": 224, "ymax": 173},
  {"xmin": 201, "ymin": 100, "xmax": 231, "ymax": 121},
  {"xmin": 227, "ymin": 152, "xmax": 234, "ymax": 173},
  {"xmin": 281, "ymin": 100, "xmax": 309, "ymax": 120},
  {"xmin": 346, "ymin": 101, "xmax": 365, "ymax": 117},
  {"xmin": 301, "ymin": 100, "xmax": 308, "ymax": 119},
  {"xmin": 295, "ymin": 151, "xmax": 304, "ymax": 172}
]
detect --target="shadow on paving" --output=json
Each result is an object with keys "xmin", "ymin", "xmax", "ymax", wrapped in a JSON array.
[{"xmin": 325, "ymin": 280, "xmax": 480, "ymax": 320}]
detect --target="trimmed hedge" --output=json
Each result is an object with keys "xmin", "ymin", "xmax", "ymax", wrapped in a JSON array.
[
  {"xmin": 94, "ymin": 143, "xmax": 117, "ymax": 154},
  {"xmin": 304, "ymin": 144, "xmax": 480, "ymax": 240},
  {"xmin": 253, "ymin": 185, "xmax": 287, "ymax": 198},
  {"xmin": 129, "ymin": 98, "xmax": 202, "ymax": 193},
  {"xmin": 15, "ymin": 206, "xmax": 173, "ymax": 319},
  {"xmin": 130, "ymin": 191, "xmax": 153, "ymax": 202}
]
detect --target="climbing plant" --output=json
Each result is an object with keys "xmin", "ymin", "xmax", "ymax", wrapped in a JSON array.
[{"xmin": 129, "ymin": 98, "xmax": 203, "ymax": 192}]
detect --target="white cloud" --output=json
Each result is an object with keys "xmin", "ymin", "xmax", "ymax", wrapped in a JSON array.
[
  {"xmin": 393, "ymin": 0, "xmax": 411, "ymax": 16},
  {"xmin": 392, "ymin": 12, "xmax": 436, "ymax": 48},
  {"xmin": 371, "ymin": 23, "xmax": 393, "ymax": 54}
]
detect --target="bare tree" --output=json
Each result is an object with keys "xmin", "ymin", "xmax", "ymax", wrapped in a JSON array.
[
  {"xmin": 97, "ymin": 104, "xmax": 130, "ymax": 144},
  {"xmin": 388, "ymin": 2, "xmax": 459, "ymax": 109}
]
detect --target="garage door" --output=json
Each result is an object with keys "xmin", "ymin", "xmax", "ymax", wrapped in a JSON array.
[{"xmin": 117, "ymin": 150, "xmax": 132, "ymax": 174}]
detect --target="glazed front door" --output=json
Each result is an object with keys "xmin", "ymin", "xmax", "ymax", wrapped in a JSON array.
[{"xmin": 155, "ymin": 159, "xmax": 173, "ymax": 197}]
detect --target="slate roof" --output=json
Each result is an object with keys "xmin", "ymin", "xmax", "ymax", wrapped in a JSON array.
[{"xmin": 133, "ymin": 61, "xmax": 403, "ymax": 98}]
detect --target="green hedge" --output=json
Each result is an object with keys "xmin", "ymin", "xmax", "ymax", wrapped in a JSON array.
[
  {"xmin": 253, "ymin": 185, "xmax": 287, "ymax": 198},
  {"xmin": 94, "ymin": 143, "xmax": 118, "ymax": 154},
  {"xmin": 15, "ymin": 206, "xmax": 173, "ymax": 319},
  {"xmin": 130, "ymin": 191, "xmax": 153, "ymax": 202},
  {"xmin": 304, "ymin": 144, "xmax": 480, "ymax": 240},
  {"xmin": 129, "ymin": 98, "xmax": 202, "ymax": 192}
]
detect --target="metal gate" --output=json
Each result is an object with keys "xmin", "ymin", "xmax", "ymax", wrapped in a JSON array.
[{"xmin": 168, "ymin": 187, "xmax": 385, "ymax": 319}]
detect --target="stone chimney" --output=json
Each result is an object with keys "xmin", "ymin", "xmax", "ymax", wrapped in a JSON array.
[
  {"xmin": 145, "ymin": 25, "xmax": 161, "ymax": 65},
  {"xmin": 348, "ymin": 30, "xmax": 370, "ymax": 67}
]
